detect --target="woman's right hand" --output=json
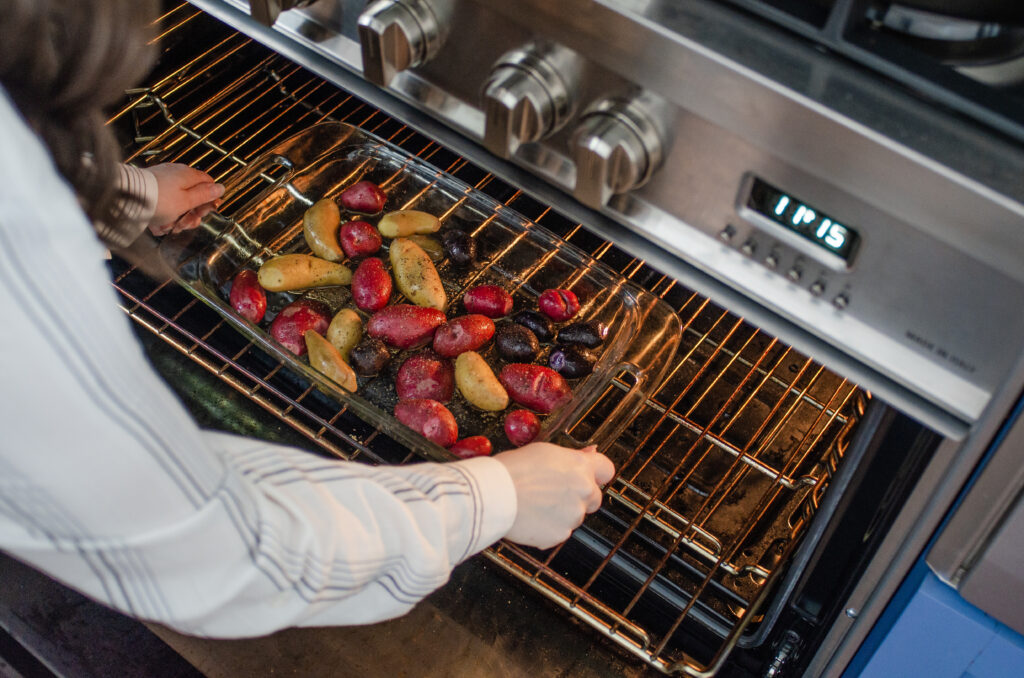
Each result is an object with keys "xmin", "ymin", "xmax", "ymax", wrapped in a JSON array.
[{"xmin": 494, "ymin": 443, "xmax": 615, "ymax": 549}]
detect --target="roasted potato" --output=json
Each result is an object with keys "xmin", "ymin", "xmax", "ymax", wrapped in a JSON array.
[
  {"xmin": 339, "ymin": 180, "xmax": 387, "ymax": 214},
  {"xmin": 258, "ymin": 254, "xmax": 352, "ymax": 292},
  {"xmin": 455, "ymin": 351, "xmax": 509, "ymax": 411},
  {"xmin": 366, "ymin": 304, "xmax": 447, "ymax": 349},
  {"xmin": 378, "ymin": 210, "xmax": 441, "ymax": 238},
  {"xmin": 302, "ymin": 198, "xmax": 344, "ymax": 262},
  {"xmin": 326, "ymin": 308, "xmax": 362, "ymax": 361},
  {"xmin": 304, "ymin": 330, "xmax": 357, "ymax": 392},
  {"xmin": 351, "ymin": 257, "xmax": 392, "ymax": 312},
  {"xmin": 499, "ymin": 363, "xmax": 572, "ymax": 414},
  {"xmin": 269, "ymin": 298, "xmax": 331, "ymax": 356},
  {"xmin": 229, "ymin": 269, "xmax": 267, "ymax": 324},
  {"xmin": 395, "ymin": 399, "xmax": 458, "ymax": 448},
  {"xmin": 396, "ymin": 352, "xmax": 454, "ymax": 402},
  {"xmin": 449, "ymin": 436, "xmax": 493, "ymax": 459},
  {"xmin": 433, "ymin": 314, "xmax": 495, "ymax": 358},
  {"xmin": 389, "ymin": 237, "xmax": 447, "ymax": 310}
]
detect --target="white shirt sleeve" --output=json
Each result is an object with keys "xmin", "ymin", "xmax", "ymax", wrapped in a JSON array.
[{"xmin": 0, "ymin": 89, "xmax": 517, "ymax": 637}]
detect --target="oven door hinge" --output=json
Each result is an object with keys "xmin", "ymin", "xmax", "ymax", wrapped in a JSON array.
[{"xmin": 764, "ymin": 630, "xmax": 802, "ymax": 678}]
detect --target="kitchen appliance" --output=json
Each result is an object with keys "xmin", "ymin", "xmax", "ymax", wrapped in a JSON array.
[{"xmin": 103, "ymin": 1, "xmax": 1024, "ymax": 676}]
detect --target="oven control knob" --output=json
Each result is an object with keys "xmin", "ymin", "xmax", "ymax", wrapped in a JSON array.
[
  {"xmin": 786, "ymin": 266, "xmax": 803, "ymax": 282},
  {"xmin": 249, "ymin": 0, "xmax": 317, "ymax": 26},
  {"xmin": 832, "ymin": 293, "xmax": 850, "ymax": 310},
  {"xmin": 571, "ymin": 91, "xmax": 671, "ymax": 208},
  {"xmin": 482, "ymin": 42, "xmax": 582, "ymax": 159},
  {"xmin": 358, "ymin": 0, "xmax": 452, "ymax": 87}
]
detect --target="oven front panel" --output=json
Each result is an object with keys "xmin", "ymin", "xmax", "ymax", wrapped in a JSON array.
[{"xmin": 186, "ymin": 0, "xmax": 1024, "ymax": 426}]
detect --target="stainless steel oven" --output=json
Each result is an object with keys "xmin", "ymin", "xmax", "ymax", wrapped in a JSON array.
[{"xmin": 106, "ymin": 2, "xmax": 1024, "ymax": 676}]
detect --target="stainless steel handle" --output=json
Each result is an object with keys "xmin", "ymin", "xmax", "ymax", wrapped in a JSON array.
[
  {"xmin": 357, "ymin": 0, "xmax": 451, "ymax": 87},
  {"xmin": 571, "ymin": 92, "xmax": 672, "ymax": 208},
  {"xmin": 481, "ymin": 42, "xmax": 581, "ymax": 159},
  {"xmin": 248, "ymin": 0, "xmax": 316, "ymax": 26}
]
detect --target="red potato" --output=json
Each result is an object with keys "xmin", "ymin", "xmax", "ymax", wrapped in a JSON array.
[
  {"xmin": 449, "ymin": 436, "xmax": 493, "ymax": 459},
  {"xmin": 367, "ymin": 304, "xmax": 447, "ymax": 349},
  {"xmin": 499, "ymin": 363, "xmax": 572, "ymax": 414},
  {"xmin": 351, "ymin": 257, "xmax": 392, "ymax": 312},
  {"xmin": 339, "ymin": 219, "xmax": 382, "ymax": 258},
  {"xmin": 229, "ymin": 270, "xmax": 267, "ymax": 324},
  {"xmin": 504, "ymin": 409, "xmax": 541, "ymax": 446},
  {"xmin": 269, "ymin": 298, "xmax": 331, "ymax": 356},
  {"xmin": 339, "ymin": 180, "xmax": 387, "ymax": 214},
  {"xmin": 395, "ymin": 399, "xmax": 458, "ymax": 448},
  {"xmin": 538, "ymin": 288, "xmax": 581, "ymax": 322},
  {"xmin": 396, "ymin": 352, "xmax": 454, "ymax": 402},
  {"xmin": 463, "ymin": 285, "xmax": 513, "ymax": 318},
  {"xmin": 432, "ymin": 314, "xmax": 495, "ymax": 358}
]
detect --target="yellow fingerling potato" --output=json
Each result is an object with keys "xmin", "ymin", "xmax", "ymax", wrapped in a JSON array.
[
  {"xmin": 304, "ymin": 331, "xmax": 358, "ymax": 393},
  {"xmin": 326, "ymin": 308, "xmax": 362, "ymax": 361},
  {"xmin": 377, "ymin": 210, "xmax": 441, "ymax": 238},
  {"xmin": 303, "ymin": 198, "xmax": 344, "ymax": 262},
  {"xmin": 257, "ymin": 254, "xmax": 352, "ymax": 292},
  {"xmin": 406, "ymin": 234, "xmax": 444, "ymax": 262},
  {"xmin": 389, "ymin": 237, "xmax": 447, "ymax": 311},
  {"xmin": 455, "ymin": 351, "xmax": 509, "ymax": 411}
]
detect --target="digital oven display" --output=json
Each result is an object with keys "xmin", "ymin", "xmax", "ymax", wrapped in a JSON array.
[{"xmin": 746, "ymin": 178, "xmax": 859, "ymax": 263}]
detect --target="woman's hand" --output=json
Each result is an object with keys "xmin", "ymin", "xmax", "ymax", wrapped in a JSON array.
[
  {"xmin": 146, "ymin": 163, "xmax": 224, "ymax": 236},
  {"xmin": 494, "ymin": 443, "xmax": 615, "ymax": 549}
]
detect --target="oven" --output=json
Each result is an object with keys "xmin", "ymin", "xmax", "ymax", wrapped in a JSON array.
[{"xmin": 76, "ymin": 1, "xmax": 1024, "ymax": 676}]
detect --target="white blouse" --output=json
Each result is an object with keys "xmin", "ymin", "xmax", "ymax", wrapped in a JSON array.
[{"xmin": 0, "ymin": 89, "xmax": 517, "ymax": 637}]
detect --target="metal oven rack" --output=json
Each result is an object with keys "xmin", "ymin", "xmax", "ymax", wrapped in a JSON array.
[{"xmin": 109, "ymin": 5, "xmax": 868, "ymax": 674}]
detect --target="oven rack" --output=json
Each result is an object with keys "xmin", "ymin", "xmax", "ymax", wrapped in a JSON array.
[{"xmin": 109, "ymin": 6, "xmax": 869, "ymax": 674}]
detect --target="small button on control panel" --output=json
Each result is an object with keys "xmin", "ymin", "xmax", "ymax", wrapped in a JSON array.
[{"xmin": 720, "ymin": 224, "xmax": 851, "ymax": 310}]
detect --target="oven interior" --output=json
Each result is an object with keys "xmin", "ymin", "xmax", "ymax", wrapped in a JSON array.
[{"xmin": 110, "ymin": 5, "xmax": 942, "ymax": 675}]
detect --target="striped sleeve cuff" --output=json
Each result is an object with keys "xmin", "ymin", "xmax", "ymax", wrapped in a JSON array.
[{"xmin": 449, "ymin": 455, "xmax": 518, "ymax": 559}]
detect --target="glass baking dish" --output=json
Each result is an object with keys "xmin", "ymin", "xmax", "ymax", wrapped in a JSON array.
[{"xmin": 158, "ymin": 122, "xmax": 681, "ymax": 461}]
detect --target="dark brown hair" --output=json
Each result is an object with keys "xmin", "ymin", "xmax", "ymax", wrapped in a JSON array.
[{"xmin": 0, "ymin": 0, "xmax": 160, "ymax": 245}]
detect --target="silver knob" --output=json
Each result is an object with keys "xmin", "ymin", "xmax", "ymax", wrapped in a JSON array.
[
  {"xmin": 571, "ymin": 91, "xmax": 671, "ymax": 208},
  {"xmin": 764, "ymin": 251, "xmax": 779, "ymax": 269},
  {"xmin": 249, "ymin": 0, "xmax": 317, "ymax": 26},
  {"xmin": 833, "ymin": 293, "xmax": 850, "ymax": 310},
  {"xmin": 741, "ymin": 240, "xmax": 757, "ymax": 256},
  {"xmin": 810, "ymin": 280, "xmax": 826, "ymax": 296},
  {"xmin": 482, "ymin": 42, "xmax": 582, "ymax": 159},
  {"xmin": 358, "ymin": 0, "xmax": 451, "ymax": 87},
  {"xmin": 787, "ymin": 266, "xmax": 803, "ymax": 282}
]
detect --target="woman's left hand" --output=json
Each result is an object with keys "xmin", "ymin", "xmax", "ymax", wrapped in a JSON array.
[{"xmin": 146, "ymin": 163, "xmax": 224, "ymax": 236}]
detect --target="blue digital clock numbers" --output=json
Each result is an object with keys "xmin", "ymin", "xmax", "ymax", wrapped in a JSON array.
[{"xmin": 747, "ymin": 178, "xmax": 859, "ymax": 263}]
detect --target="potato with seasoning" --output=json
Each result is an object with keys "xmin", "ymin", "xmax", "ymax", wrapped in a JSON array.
[
  {"xmin": 463, "ymin": 284, "xmax": 513, "ymax": 318},
  {"xmin": 351, "ymin": 257, "xmax": 392, "ymax": 312},
  {"xmin": 504, "ymin": 409, "xmax": 541, "ymax": 446},
  {"xmin": 302, "ymin": 198, "xmax": 344, "ymax": 262},
  {"xmin": 269, "ymin": 298, "xmax": 331, "ymax": 356},
  {"xmin": 396, "ymin": 352, "xmax": 454, "ymax": 402},
  {"xmin": 377, "ymin": 210, "xmax": 441, "ymax": 238},
  {"xmin": 449, "ymin": 436, "xmax": 493, "ymax": 459},
  {"xmin": 229, "ymin": 269, "xmax": 266, "ymax": 324},
  {"xmin": 326, "ymin": 308, "xmax": 362, "ymax": 361},
  {"xmin": 395, "ymin": 399, "xmax": 458, "ymax": 448},
  {"xmin": 258, "ymin": 254, "xmax": 352, "ymax": 292},
  {"xmin": 349, "ymin": 337, "xmax": 391, "ymax": 375},
  {"xmin": 389, "ymin": 237, "xmax": 447, "ymax": 310},
  {"xmin": 499, "ymin": 363, "xmax": 572, "ymax": 414},
  {"xmin": 366, "ymin": 304, "xmax": 446, "ymax": 349},
  {"xmin": 339, "ymin": 219, "xmax": 382, "ymax": 258},
  {"xmin": 339, "ymin": 180, "xmax": 387, "ymax": 214},
  {"xmin": 455, "ymin": 351, "xmax": 509, "ymax": 411},
  {"xmin": 432, "ymin": 314, "xmax": 495, "ymax": 358},
  {"xmin": 304, "ymin": 330, "xmax": 357, "ymax": 392}
]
